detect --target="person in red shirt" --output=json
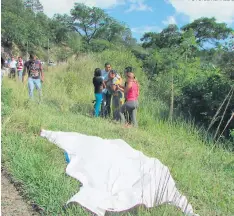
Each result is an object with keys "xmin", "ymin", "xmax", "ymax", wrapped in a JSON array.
[{"xmin": 17, "ymin": 56, "xmax": 24, "ymax": 82}]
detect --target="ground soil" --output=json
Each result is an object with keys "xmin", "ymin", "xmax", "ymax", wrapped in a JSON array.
[{"xmin": 1, "ymin": 170, "xmax": 39, "ymax": 216}]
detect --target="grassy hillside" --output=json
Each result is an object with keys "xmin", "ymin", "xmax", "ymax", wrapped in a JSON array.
[{"xmin": 1, "ymin": 54, "xmax": 234, "ymax": 216}]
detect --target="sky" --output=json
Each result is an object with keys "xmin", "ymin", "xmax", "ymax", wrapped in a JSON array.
[{"xmin": 40, "ymin": 0, "xmax": 234, "ymax": 41}]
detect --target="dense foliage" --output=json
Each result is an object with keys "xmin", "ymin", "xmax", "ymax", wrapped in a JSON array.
[{"xmin": 141, "ymin": 22, "xmax": 233, "ymax": 139}]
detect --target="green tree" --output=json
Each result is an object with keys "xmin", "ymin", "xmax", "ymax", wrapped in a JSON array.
[
  {"xmin": 50, "ymin": 14, "xmax": 74, "ymax": 43},
  {"xmin": 181, "ymin": 17, "xmax": 232, "ymax": 47},
  {"xmin": 1, "ymin": 0, "xmax": 27, "ymax": 46},
  {"xmin": 71, "ymin": 3, "xmax": 107, "ymax": 44},
  {"xmin": 180, "ymin": 28, "xmax": 198, "ymax": 62},
  {"xmin": 67, "ymin": 32, "xmax": 84, "ymax": 57},
  {"xmin": 141, "ymin": 25, "xmax": 181, "ymax": 49},
  {"xmin": 140, "ymin": 32, "xmax": 160, "ymax": 49}
]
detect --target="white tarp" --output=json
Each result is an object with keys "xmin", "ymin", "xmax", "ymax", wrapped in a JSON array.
[{"xmin": 40, "ymin": 129, "xmax": 198, "ymax": 216}]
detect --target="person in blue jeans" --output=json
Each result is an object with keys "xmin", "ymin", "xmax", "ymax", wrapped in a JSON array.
[
  {"xmin": 23, "ymin": 54, "xmax": 44, "ymax": 101},
  {"xmin": 16, "ymin": 56, "xmax": 24, "ymax": 82},
  {"xmin": 93, "ymin": 68, "xmax": 105, "ymax": 117}
]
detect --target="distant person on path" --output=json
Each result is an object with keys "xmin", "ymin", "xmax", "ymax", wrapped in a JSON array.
[
  {"xmin": 93, "ymin": 68, "xmax": 105, "ymax": 117},
  {"xmin": 1, "ymin": 57, "xmax": 5, "ymax": 85},
  {"xmin": 16, "ymin": 56, "xmax": 24, "ymax": 82},
  {"xmin": 8, "ymin": 56, "xmax": 17, "ymax": 79},
  {"xmin": 23, "ymin": 53, "xmax": 44, "ymax": 101},
  {"xmin": 119, "ymin": 70, "xmax": 139, "ymax": 127}
]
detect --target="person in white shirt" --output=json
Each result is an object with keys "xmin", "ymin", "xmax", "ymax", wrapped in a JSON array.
[
  {"xmin": 8, "ymin": 56, "xmax": 17, "ymax": 79},
  {"xmin": 101, "ymin": 63, "xmax": 111, "ymax": 81},
  {"xmin": 101, "ymin": 63, "xmax": 121, "ymax": 81},
  {"xmin": 101, "ymin": 63, "xmax": 112, "ymax": 117}
]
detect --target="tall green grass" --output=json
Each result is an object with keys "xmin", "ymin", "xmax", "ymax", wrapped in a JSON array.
[{"xmin": 1, "ymin": 54, "xmax": 234, "ymax": 216}]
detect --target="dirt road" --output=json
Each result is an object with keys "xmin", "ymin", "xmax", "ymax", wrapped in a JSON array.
[{"xmin": 1, "ymin": 171, "xmax": 38, "ymax": 216}]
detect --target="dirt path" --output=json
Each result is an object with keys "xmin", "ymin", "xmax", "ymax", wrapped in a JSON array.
[{"xmin": 1, "ymin": 171, "xmax": 39, "ymax": 216}]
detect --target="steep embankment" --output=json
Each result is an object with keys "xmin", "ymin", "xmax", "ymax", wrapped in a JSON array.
[{"xmin": 1, "ymin": 55, "xmax": 234, "ymax": 216}]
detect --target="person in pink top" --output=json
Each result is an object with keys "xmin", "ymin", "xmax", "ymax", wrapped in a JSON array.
[{"xmin": 118, "ymin": 69, "xmax": 139, "ymax": 127}]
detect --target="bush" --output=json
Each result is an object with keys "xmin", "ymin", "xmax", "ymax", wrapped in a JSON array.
[
  {"xmin": 1, "ymin": 87, "xmax": 13, "ymax": 118},
  {"xmin": 176, "ymin": 74, "xmax": 234, "ymax": 138}
]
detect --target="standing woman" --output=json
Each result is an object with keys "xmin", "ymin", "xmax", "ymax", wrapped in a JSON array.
[
  {"xmin": 118, "ymin": 70, "xmax": 139, "ymax": 127},
  {"xmin": 17, "ymin": 56, "xmax": 24, "ymax": 82},
  {"xmin": 93, "ymin": 68, "xmax": 105, "ymax": 117}
]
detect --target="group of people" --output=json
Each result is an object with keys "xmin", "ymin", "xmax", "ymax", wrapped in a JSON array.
[
  {"xmin": 1, "ymin": 54, "xmax": 44, "ymax": 100},
  {"xmin": 1, "ymin": 56, "xmax": 25, "ymax": 81},
  {"xmin": 93, "ymin": 63, "xmax": 139, "ymax": 127},
  {"xmin": 1, "ymin": 54, "xmax": 139, "ymax": 128}
]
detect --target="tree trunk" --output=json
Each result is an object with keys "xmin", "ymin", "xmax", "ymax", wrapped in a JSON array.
[{"xmin": 169, "ymin": 69, "xmax": 174, "ymax": 121}]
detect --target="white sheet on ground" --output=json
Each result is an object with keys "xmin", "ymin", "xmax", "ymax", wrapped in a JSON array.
[{"xmin": 40, "ymin": 129, "xmax": 198, "ymax": 216}]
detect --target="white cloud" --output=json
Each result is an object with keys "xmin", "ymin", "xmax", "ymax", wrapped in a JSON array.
[
  {"xmin": 131, "ymin": 25, "xmax": 161, "ymax": 34},
  {"xmin": 162, "ymin": 16, "xmax": 176, "ymax": 25},
  {"xmin": 125, "ymin": 0, "xmax": 153, "ymax": 13},
  {"xmin": 40, "ymin": 0, "xmax": 152, "ymax": 17},
  {"xmin": 40, "ymin": 0, "xmax": 125, "ymax": 17},
  {"xmin": 168, "ymin": 0, "xmax": 234, "ymax": 23}
]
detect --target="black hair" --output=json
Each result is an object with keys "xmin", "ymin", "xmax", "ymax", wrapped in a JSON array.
[
  {"xmin": 125, "ymin": 66, "xmax": 136, "ymax": 79},
  {"xmin": 105, "ymin": 62, "xmax": 111, "ymax": 67},
  {"xmin": 94, "ymin": 68, "xmax": 101, "ymax": 77},
  {"xmin": 110, "ymin": 69, "xmax": 117, "ymax": 75},
  {"xmin": 29, "ymin": 53, "xmax": 35, "ymax": 59},
  {"xmin": 124, "ymin": 66, "xmax": 133, "ymax": 73}
]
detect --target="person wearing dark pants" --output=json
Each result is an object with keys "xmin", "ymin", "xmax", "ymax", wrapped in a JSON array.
[
  {"xmin": 101, "ymin": 91, "xmax": 112, "ymax": 118},
  {"xmin": 8, "ymin": 56, "xmax": 17, "ymax": 79},
  {"xmin": 107, "ymin": 70, "xmax": 123, "ymax": 121},
  {"xmin": 93, "ymin": 68, "xmax": 105, "ymax": 117},
  {"xmin": 100, "ymin": 63, "xmax": 112, "ymax": 118},
  {"xmin": 104, "ymin": 92, "xmax": 112, "ymax": 118},
  {"xmin": 120, "ymin": 100, "xmax": 139, "ymax": 127},
  {"xmin": 118, "ymin": 67, "xmax": 137, "ymax": 125},
  {"xmin": 100, "ymin": 63, "xmax": 121, "ymax": 118},
  {"xmin": 1, "ymin": 57, "xmax": 5, "ymax": 85},
  {"xmin": 119, "ymin": 70, "xmax": 139, "ymax": 127}
]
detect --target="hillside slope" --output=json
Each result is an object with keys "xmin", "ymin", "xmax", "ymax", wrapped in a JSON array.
[{"xmin": 1, "ymin": 56, "xmax": 234, "ymax": 216}]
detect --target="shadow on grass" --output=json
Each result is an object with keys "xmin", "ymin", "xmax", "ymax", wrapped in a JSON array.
[
  {"xmin": 64, "ymin": 202, "xmax": 184, "ymax": 216},
  {"xmin": 69, "ymin": 102, "xmax": 94, "ymax": 116},
  {"xmin": 43, "ymin": 98, "xmax": 63, "ymax": 111}
]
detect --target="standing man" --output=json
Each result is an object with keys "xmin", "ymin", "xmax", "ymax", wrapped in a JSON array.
[
  {"xmin": 23, "ymin": 53, "xmax": 44, "ymax": 101},
  {"xmin": 8, "ymin": 56, "xmax": 17, "ymax": 79},
  {"xmin": 1, "ymin": 57, "xmax": 5, "ymax": 85},
  {"xmin": 16, "ymin": 56, "xmax": 24, "ymax": 82},
  {"xmin": 101, "ymin": 63, "xmax": 112, "ymax": 81},
  {"xmin": 101, "ymin": 63, "xmax": 112, "ymax": 117}
]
